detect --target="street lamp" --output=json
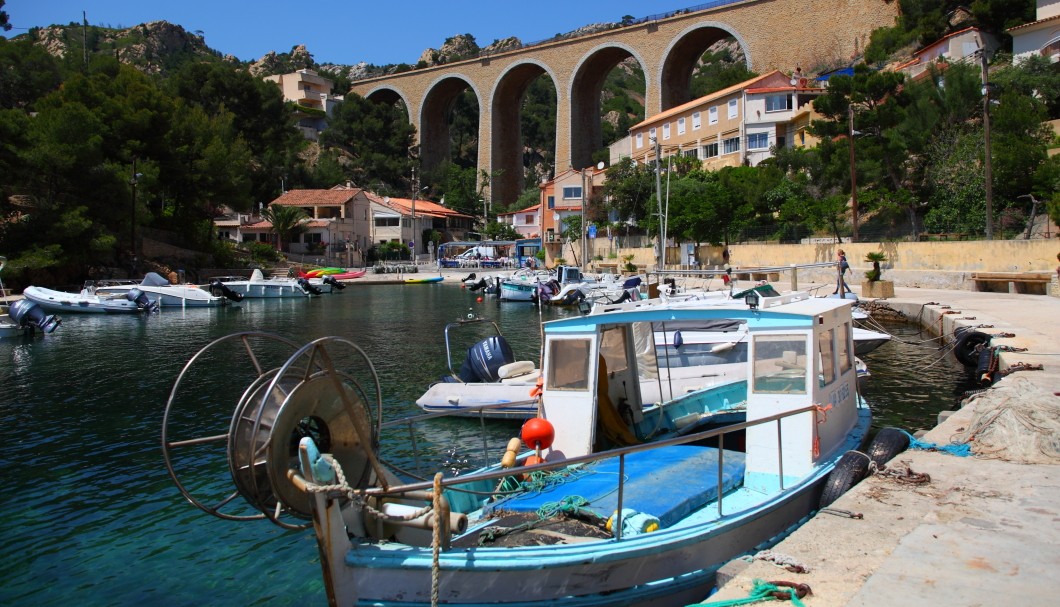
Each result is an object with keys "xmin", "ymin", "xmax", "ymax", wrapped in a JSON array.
[
  {"xmin": 847, "ymin": 105, "xmax": 859, "ymax": 243},
  {"xmin": 979, "ymin": 49, "xmax": 994, "ymax": 240}
]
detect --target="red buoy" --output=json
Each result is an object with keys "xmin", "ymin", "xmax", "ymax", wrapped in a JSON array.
[
  {"xmin": 521, "ymin": 418, "xmax": 555, "ymax": 450},
  {"xmin": 476, "ymin": 296, "xmax": 483, "ymax": 303}
]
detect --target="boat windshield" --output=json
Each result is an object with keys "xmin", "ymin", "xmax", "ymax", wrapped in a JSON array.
[
  {"xmin": 751, "ymin": 334, "xmax": 807, "ymax": 394},
  {"xmin": 546, "ymin": 338, "xmax": 591, "ymax": 391}
]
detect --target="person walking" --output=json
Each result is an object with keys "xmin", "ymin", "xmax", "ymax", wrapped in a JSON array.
[{"xmin": 834, "ymin": 249, "xmax": 852, "ymax": 295}]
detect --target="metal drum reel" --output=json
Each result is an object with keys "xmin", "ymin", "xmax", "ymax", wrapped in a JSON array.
[{"xmin": 162, "ymin": 333, "xmax": 383, "ymax": 529}]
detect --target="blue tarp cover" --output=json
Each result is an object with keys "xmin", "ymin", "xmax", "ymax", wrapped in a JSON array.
[{"xmin": 486, "ymin": 445, "xmax": 745, "ymax": 529}]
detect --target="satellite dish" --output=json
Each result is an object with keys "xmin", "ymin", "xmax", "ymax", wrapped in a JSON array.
[
  {"xmin": 790, "ymin": 77, "xmax": 798, "ymax": 86},
  {"xmin": 597, "ymin": 161, "xmax": 605, "ymax": 170}
]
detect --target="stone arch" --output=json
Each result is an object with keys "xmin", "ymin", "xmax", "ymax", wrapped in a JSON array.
[
  {"xmin": 567, "ymin": 42, "xmax": 648, "ymax": 172},
  {"xmin": 488, "ymin": 60, "xmax": 558, "ymax": 206},
  {"xmin": 419, "ymin": 73, "xmax": 481, "ymax": 178},
  {"xmin": 361, "ymin": 85, "xmax": 409, "ymax": 107},
  {"xmin": 659, "ymin": 21, "xmax": 752, "ymax": 111}
]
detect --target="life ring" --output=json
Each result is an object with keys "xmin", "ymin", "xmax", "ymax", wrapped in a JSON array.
[
  {"xmin": 866, "ymin": 427, "xmax": 909, "ymax": 468},
  {"xmin": 953, "ymin": 330, "xmax": 991, "ymax": 368},
  {"xmin": 819, "ymin": 450, "xmax": 871, "ymax": 508}
]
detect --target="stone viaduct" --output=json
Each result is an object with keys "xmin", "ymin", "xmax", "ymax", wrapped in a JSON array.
[{"xmin": 349, "ymin": 0, "xmax": 898, "ymax": 205}]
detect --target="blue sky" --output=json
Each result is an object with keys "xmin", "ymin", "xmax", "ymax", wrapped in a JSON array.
[{"xmin": 3, "ymin": 1, "xmax": 681, "ymax": 66}]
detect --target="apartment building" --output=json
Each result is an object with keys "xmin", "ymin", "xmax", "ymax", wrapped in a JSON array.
[
  {"xmin": 496, "ymin": 204, "xmax": 541, "ymax": 238},
  {"xmin": 263, "ymin": 69, "xmax": 343, "ymax": 140},
  {"xmin": 619, "ymin": 70, "xmax": 824, "ymax": 170}
]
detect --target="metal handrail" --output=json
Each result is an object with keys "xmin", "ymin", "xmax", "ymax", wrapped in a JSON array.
[{"xmin": 364, "ymin": 404, "xmax": 817, "ymax": 503}]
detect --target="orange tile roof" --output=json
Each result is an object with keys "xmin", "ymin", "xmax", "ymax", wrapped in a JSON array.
[
  {"xmin": 1007, "ymin": 13, "xmax": 1060, "ymax": 31},
  {"xmin": 499, "ymin": 203, "xmax": 541, "ymax": 216},
  {"xmin": 631, "ymin": 70, "xmax": 788, "ymax": 129},
  {"xmin": 270, "ymin": 188, "xmax": 359, "ymax": 207},
  {"xmin": 384, "ymin": 197, "xmax": 475, "ymax": 219}
]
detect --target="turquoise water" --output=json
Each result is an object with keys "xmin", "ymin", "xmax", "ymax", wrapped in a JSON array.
[{"xmin": 0, "ymin": 284, "xmax": 967, "ymax": 606}]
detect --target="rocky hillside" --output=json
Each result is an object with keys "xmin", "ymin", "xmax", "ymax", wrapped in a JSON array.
[{"xmin": 25, "ymin": 21, "xmax": 231, "ymax": 75}]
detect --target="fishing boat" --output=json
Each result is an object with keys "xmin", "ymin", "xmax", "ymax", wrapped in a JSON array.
[
  {"xmin": 216, "ymin": 269, "xmax": 319, "ymax": 298},
  {"xmin": 0, "ymin": 300, "xmax": 61, "ymax": 338},
  {"xmin": 23, "ymin": 282, "xmax": 158, "ymax": 314},
  {"xmin": 96, "ymin": 272, "xmax": 236, "ymax": 307},
  {"xmin": 162, "ymin": 287, "xmax": 874, "ymax": 607},
  {"xmin": 416, "ymin": 314, "xmax": 541, "ymax": 419}
]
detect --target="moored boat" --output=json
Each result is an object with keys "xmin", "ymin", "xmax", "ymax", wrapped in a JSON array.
[
  {"xmin": 416, "ymin": 314, "xmax": 541, "ymax": 419},
  {"xmin": 23, "ymin": 282, "xmax": 157, "ymax": 314},
  {"xmin": 97, "ymin": 272, "xmax": 234, "ymax": 307},
  {"xmin": 216, "ymin": 269, "xmax": 318, "ymax": 298},
  {"xmin": 0, "ymin": 300, "xmax": 61, "ymax": 338},
  {"xmin": 162, "ymin": 287, "xmax": 871, "ymax": 607}
]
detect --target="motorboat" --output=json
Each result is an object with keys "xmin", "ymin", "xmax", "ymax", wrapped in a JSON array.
[
  {"xmin": 0, "ymin": 300, "xmax": 61, "ymax": 338},
  {"xmin": 497, "ymin": 268, "xmax": 551, "ymax": 302},
  {"xmin": 162, "ymin": 286, "xmax": 876, "ymax": 607},
  {"xmin": 547, "ymin": 273, "xmax": 643, "ymax": 307},
  {"xmin": 23, "ymin": 282, "xmax": 158, "ymax": 314},
  {"xmin": 415, "ymin": 314, "xmax": 541, "ymax": 419},
  {"xmin": 216, "ymin": 269, "xmax": 319, "ymax": 298},
  {"xmin": 96, "ymin": 272, "xmax": 237, "ymax": 307}
]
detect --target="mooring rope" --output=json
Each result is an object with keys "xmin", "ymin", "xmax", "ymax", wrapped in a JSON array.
[
  {"xmin": 692, "ymin": 578, "xmax": 812, "ymax": 606},
  {"xmin": 431, "ymin": 472, "xmax": 442, "ymax": 607}
]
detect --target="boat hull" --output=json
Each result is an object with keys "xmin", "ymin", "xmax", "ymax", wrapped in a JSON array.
[
  {"xmin": 23, "ymin": 286, "xmax": 143, "ymax": 314},
  {"xmin": 416, "ymin": 382, "xmax": 539, "ymax": 419},
  {"xmin": 318, "ymin": 422, "xmax": 868, "ymax": 607},
  {"xmin": 499, "ymin": 281, "xmax": 537, "ymax": 301},
  {"xmin": 97, "ymin": 285, "xmax": 225, "ymax": 307}
]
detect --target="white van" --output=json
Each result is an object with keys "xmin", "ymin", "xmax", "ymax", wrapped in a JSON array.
[{"xmin": 455, "ymin": 246, "xmax": 497, "ymax": 259}]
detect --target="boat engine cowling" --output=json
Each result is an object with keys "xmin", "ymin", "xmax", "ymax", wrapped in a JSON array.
[
  {"xmin": 9, "ymin": 299, "xmax": 61, "ymax": 333},
  {"xmin": 322, "ymin": 275, "xmax": 345, "ymax": 290},
  {"xmin": 209, "ymin": 279, "xmax": 244, "ymax": 302},
  {"xmin": 297, "ymin": 278, "xmax": 322, "ymax": 295},
  {"xmin": 126, "ymin": 288, "xmax": 159, "ymax": 312},
  {"xmin": 457, "ymin": 335, "xmax": 517, "ymax": 383}
]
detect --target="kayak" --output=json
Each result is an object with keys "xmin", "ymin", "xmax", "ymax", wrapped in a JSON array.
[
  {"xmin": 405, "ymin": 276, "xmax": 443, "ymax": 284},
  {"xmin": 331, "ymin": 270, "xmax": 366, "ymax": 280}
]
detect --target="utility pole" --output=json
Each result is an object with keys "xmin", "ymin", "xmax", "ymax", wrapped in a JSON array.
[
  {"xmin": 653, "ymin": 137, "xmax": 664, "ymax": 270},
  {"xmin": 980, "ymin": 50, "xmax": 994, "ymax": 239},
  {"xmin": 848, "ymin": 105, "xmax": 859, "ymax": 243},
  {"xmin": 580, "ymin": 167, "xmax": 588, "ymax": 271}
]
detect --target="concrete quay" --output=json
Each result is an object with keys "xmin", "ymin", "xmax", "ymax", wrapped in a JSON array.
[{"xmin": 706, "ymin": 282, "xmax": 1060, "ymax": 607}]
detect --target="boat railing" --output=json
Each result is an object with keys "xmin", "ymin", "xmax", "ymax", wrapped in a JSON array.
[{"xmin": 370, "ymin": 403, "xmax": 819, "ymax": 540}]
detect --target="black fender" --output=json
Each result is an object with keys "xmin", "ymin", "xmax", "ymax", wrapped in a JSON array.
[
  {"xmin": 953, "ymin": 330, "xmax": 991, "ymax": 367},
  {"xmin": 866, "ymin": 427, "xmax": 910, "ymax": 468},
  {"xmin": 819, "ymin": 450, "xmax": 871, "ymax": 508}
]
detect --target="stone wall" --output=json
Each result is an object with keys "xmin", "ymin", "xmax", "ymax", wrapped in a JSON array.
[{"xmin": 586, "ymin": 239, "xmax": 1060, "ymax": 291}]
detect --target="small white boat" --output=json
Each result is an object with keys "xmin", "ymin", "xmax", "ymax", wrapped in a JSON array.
[
  {"xmin": 497, "ymin": 268, "xmax": 551, "ymax": 302},
  {"xmin": 217, "ymin": 269, "xmax": 317, "ymax": 298},
  {"xmin": 548, "ymin": 273, "xmax": 644, "ymax": 306},
  {"xmin": 0, "ymin": 300, "xmax": 61, "ymax": 338},
  {"xmin": 416, "ymin": 315, "xmax": 541, "ymax": 419},
  {"xmin": 23, "ymin": 282, "xmax": 157, "ymax": 314},
  {"xmin": 96, "ymin": 272, "xmax": 234, "ymax": 307},
  {"xmin": 162, "ymin": 287, "xmax": 878, "ymax": 607}
]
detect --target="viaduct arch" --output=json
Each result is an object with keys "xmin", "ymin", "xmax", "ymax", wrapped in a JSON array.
[{"xmin": 350, "ymin": 0, "xmax": 898, "ymax": 205}]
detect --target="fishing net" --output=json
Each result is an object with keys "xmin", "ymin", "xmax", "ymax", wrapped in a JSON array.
[{"xmin": 950, "ymin": 376, "xmax": 1060, "ymax": 464}]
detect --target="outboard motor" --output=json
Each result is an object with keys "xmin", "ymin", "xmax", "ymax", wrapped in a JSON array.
[
  {"xmin": 209, "ymin": 279, "xmax": 244, "ymax": 302},
  {"xmin": 561, "ymin": 289, "xmax": 585, "ymax": 306},
  {"xmin": 126, "ymin": 288, "xmax": 159, "ymax": 313},
  {"xmin": 322, "ymin": 275, "xmax": 345, "ymax": 290},
  {"xmin": 468, "ymin": 278, "xmax": 488, "ymax": 292},
  {"xmin": 454, "ymin": 335, "xmax": 517, "ymax": 383},
  {"xmin": 297, "ymin": 277, "xmax": 322, "ymax": 296},
  {"xmin": 9, "ymin": 299, "xmax": 61, "ymax": 333}
]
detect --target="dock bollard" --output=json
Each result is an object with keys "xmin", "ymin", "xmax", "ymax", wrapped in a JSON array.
[{"xmin": 790, "ymin": 264, "xmax": 798, "ymax": 292}]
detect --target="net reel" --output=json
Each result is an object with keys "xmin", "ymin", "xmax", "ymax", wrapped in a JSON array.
[{"xmin": 162, "ymin": 332, "xmax": 383, "ymax": 529}]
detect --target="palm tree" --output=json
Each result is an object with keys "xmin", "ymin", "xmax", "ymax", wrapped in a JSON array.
[{"xmin": 261, "ymin": 204, "xmax": 308, "ymax": 252}]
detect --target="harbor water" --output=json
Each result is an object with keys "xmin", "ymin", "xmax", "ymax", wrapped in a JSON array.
[{"xmin": 0, "ymin": 283, "xmax": 969, "ymax": 606}]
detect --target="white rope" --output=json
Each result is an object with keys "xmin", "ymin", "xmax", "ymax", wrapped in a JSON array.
[{"xmin": 303, "ymin": 454, "xmax": 434, "ymax": 521}]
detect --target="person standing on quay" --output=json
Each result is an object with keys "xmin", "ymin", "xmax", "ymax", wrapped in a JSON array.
[{"xmin": 834, "ymin": 249, "xmax": 852, "ymax": 295}]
